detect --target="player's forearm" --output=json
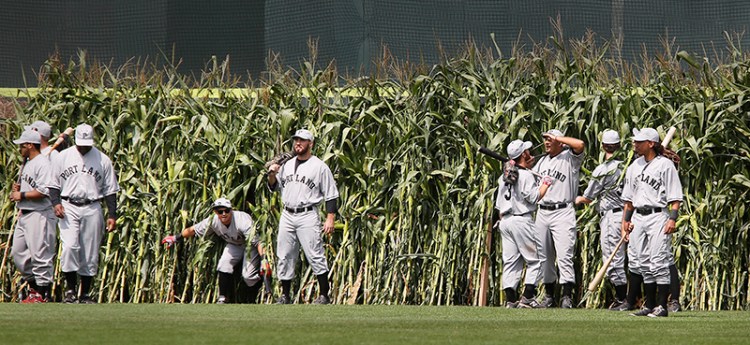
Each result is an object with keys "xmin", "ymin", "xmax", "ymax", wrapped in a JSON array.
[
  {"xmin": 49, "ymin": 188, "xmax": 61, "ymax": 205},
  {"xmin": 668, "ymin": 201, "xmax": 681, "ymax": 221},
  {"xmin": 325, "ymin": 198, "xmax": 338, "ymax": 214},
  {"xmin": 104, "ymin": 193, "xmax": 117, "ymax": 220},
  {"xmin": 622, "ymin": 202, "xmax": 634, "ymax": 222},
  {"xmin": 180, "ymin": 227, "xmax": 196, "ymax": 239},
  {"xmin": 22, "ymin": 190, "xmax": 45, "ymax": 200},
  {"xmin": 557, "ymin": 136, "xmax": 585, "ymax": 154},
  {"xmin": 326, "ymin": 212, "xmax": 336, "ymax": 223}
]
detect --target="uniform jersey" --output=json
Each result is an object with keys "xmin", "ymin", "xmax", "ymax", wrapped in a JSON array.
[
  {"xmin": 41, "ymin": 146, "xmax": 59, "ymax": 161},
  {"xmin": 50, "ymin": 146, "xmax": 120, "ymax": 201},
  {"xmin": 621, "ymin": 155, "xmax": 683, "ymax": 208},
  {"xmin": 273, "ymin": 156, "xmax": 339, "ymax": 208},
  {"xmin": 533, "ymin": 149, "xmax": 584, "ymax": 204},
  {"xmin": 582, "ymin": 159, "xmax": 624, "ymax": 212},
  {"xmin": 193, "ymin": 211, "xmax": 256, "ymax": 246},
  {"xmin": 17, "ymin": 154, "xmax": 53, "ymax": 211},
  {"xmin": 495, "ymin": 169, "xmax": 540, "ymax": 216}
]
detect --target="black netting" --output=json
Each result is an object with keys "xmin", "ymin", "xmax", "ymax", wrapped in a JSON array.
[{"xmin": 1, "ymin": 1, "xmax": 749, "ymax": 86}]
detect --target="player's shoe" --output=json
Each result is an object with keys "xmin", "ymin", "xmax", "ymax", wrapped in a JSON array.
[
  {"xmin": 21, "ymin": 290, "xmax": 47, "ymax": 304},
  {"xmin": 629, "ymin": 307, "xmax": 652, "ymax": 316},
  {"xmin": 518, "ymin": 296, "xmax": 544, "ymax": 309},
  {"xmin": 608, "ymin": 299, "xmax": 630, "ymax": 311},
  {"xmin": 504, "ymin": 301, "xmax": 519, "ymax": 309},
  {"xmin": 78, "ymin": 295, "xmax": 97, "ymax": 304},
  {"xmin": 561, "ymin": 296, "xmax": 573, "ymax": 309},
  {"xmin": 216, "ymin": 295, "xmax": 227, "ymax": 304},
  {"xmin": 63, "ymin": 290, "xmax": 77, "ymax": 304},
  {"xmin": 647, "ymin": 305, "xmax": 669, "ymax": 318},
  {"xmin": 313, "ymin": 295, "xmax": 331, "ymax": 305},
  {"xmin": 276, "ymin": 295, "xmax": 292, "ymax": 305},
  {"xmin": 667, "ymin": 299, "xmax": 682, "ymax": 312},
  {"xmin": 540, "ymin": 295, "xmax": 555, "ymax": 308}
]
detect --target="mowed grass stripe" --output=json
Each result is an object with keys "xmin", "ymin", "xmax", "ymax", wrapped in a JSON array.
[{"xmin": 0, "ymin": 305, "xmax": 748, "ymax": 345}]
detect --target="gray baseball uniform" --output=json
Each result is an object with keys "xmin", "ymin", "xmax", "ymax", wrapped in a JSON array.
[
  {"xmin": 50, "ymin": 146, "xmax": 120, "ymax": 276},
  {"xmin": 621, "ymin": 155, "xmax": 683, "ymax": 285},
  {"xmin": 193, "ymin": 211, "xmax": 261, "ymax": 286},
  {"xmin": 495, "ymin": 170, "xmax": 544, "ymax": 290},
  {"xmin": 270, "ymin": 156, "xmax": 339, "ymax": 280},
  {"xmin": 12, "ymin": 154, "xmax": 57, "ymax": 286},
  {"xmin": 582, "ymin": 159, "xmax": 626, "ymax": 286},
  {"xmin": 533, "ymin": 148, "xmax": 584, "ymax": 284}
]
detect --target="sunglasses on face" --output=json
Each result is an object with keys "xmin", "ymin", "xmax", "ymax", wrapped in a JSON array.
[{"xmin": 214, "ymin": 208, "xmax": 231, "ymax": 215}]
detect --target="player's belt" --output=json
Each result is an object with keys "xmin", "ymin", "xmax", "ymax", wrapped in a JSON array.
[
  {"xmin": 20, "ymin": 209, "xmax": 34, "ymax": 215},
  {"xmin": 600, "ymin": 207, "xmax": 623, "ymax": 216},
  {"xmin": 284, "ymin": 206, "xmax": 315, "ymax": 214},
  {"xmin": 502, "ymin": 212, "xmax": 534, "ymax": 218},
  {"xmin": 539, "ymin": 202, "xmax": 568, "ymax": 211},
  {"xmin": 62, "ymin": 196, "xmax": 101, "ymax": 206},
  {"xmin": 635, "ymin": 207, "xmax": 664, "ymax": 216}
]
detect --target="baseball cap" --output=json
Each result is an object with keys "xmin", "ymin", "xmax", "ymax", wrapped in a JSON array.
[
  {"xmin": 211, "ymin": 198, "xmax": 232, "ymax": 209},
  {"xmin": 544, "ymin": 129, "xmax": 564, "ymax": 138},
  {"xmin": 25, "ymin": 120, "xmax": 52, "ymax": 138},
  {"xmin": 602, "ymin": 129, "xmax": 620, "ymax": 144},
  {"xmin": 292, "ymin": 129, "xmax": 314, "ymax": 141},
  {"xmin": 13, "ymin": 129, "xmax": 42, "ymax": 145},
  {"xmin": 507, "ymin": 140, "xmax": 532, "ymax": 160},
  {"xmin": 632, "ymin": 128, "xmax": 660, "ymax": 142},
  {"xmin": 75, "ymin": 124, "xmax": 95, "ymax": 146}
]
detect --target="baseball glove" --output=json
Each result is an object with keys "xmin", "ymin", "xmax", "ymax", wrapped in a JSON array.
[
  {"xmin": 503, "ymin": 161, "xmax": 519, "ymax": 185},
  {"xmin": 264, "ymin": 151, "xmax": 295, "ymax": 170},
  {"xmin": 662, "ymin": 148, "xmax": 681, "ymax": 168}
]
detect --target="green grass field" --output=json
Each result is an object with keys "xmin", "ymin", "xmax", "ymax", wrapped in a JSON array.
[{"xmin": 0, "ymin": 305, "xmax": 748, "ymax": 344}]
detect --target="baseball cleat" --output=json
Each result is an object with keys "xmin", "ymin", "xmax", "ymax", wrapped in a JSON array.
[
  {"xmin": 667, "ymin": 299, "xmax": 682, "ymax": 312},
  {"xmin": 518, "ymin": 296, "xmax": 545, "ymax": 309},
  {"xmin": 21, "ymin": 291, "xmax": 47, "ymax": 304},
  {"xmin": 608, "ymin": 299, "xmax": 630, "ymax": 311},
  {"xmin": 561, "ymin": 296, "xmax": 573, "ymax": 309},
  {"xmin": 647, "ymin": 305, "xmax": 669, "ymax": 318},
  {"xmin": 276, "ymin": 295, "xmax": 292, "ymax": 305},
  {"xmin": 78, "ymin": 295, "xmax": 97, "ymax": 304},
  {"xmin": 541, "ymin": 295, "xmax": 555, "ymax": 308},
  {"xmin": 216, "ymin": 295, "xmax": 227, "ymax": 304},
  {"xmin": 63, "ymin": 290, "xmax": 77, "ymax": 304},
  {"xmin": 629, "ymin": 307, "xmax": 652, "ymax": 316},
  {"xmin": 312, "ymin": 295, "xmax": 331, "ymax": 305},
  {"xmin": 505, "ymin": 301, "xmax": 519, "ymax": 309}
]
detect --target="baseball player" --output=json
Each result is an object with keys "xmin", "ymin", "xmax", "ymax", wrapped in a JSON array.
[
  {"xmin": 25, "ymin": 120, "xmax": 71, "ymax": 158},
  {"xmin": 495, "ymin": 140, "xmax": 552, "ymax": 308},
  {"xmin": 48, "ymin": 124, "xmax": 120, "ymax": 304},
  {"xmin": 9, "ymin": 130, "xmax": 56, "ymax": 303},
  {"xmin": 621, "ymin": 127, "xmax": 683, "ymax": 317},
  {"xmin": 533, "ymin": 129, "xmax": 585, "ymax": 308},
  {"xmin": 267, "ymin": 129, "xmax": 339, "ymax": 305},
  {"xmin": 575, "ymin": 129, "xmax": 629, "ymax": 310},
  {"xmin": 162, "ymin": 198, "xmax": 265, "ymax": 303}
]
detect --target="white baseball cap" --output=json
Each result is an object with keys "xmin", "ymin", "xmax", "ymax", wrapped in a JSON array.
[
  {"xmin": 75, "ymin": 124, "xmax": 95, "ymax": 146},
  {"xmin": 602, "ymin": 129, "xmax": 620, "ymax": 144},
  {"xmin": 211, "ymin": 197, "xmax": 232, "ymax": 209},
  {"xmin": 25, "ymin": 120, "xmax": 52, "ymax": 138},
  {"xmin": 544, "ymin": 129, "xmax": 564, "ymax": 138},
  {"xmin": 13, "ymin": 129, "xmax": 42, "ymax": 145},
  {"xmin": 632, "ymin": 128, "xmax": 660, "ymax": 142},
  {"xmin": 507, "ymin": 140, "xmax": 532, "ymax": 160},
  {"xmin": 292, "ymin": 129, "xmax": 314, "ymax": 141}
]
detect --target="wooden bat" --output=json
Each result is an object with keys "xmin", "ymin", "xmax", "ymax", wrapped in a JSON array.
[
  {"xmin": 586, "ymin": 126, "xmax": 677, "ymax": 292},
  {"xmin": 47, "ymin": 127, "xmax": 74, "ymax": 155}
]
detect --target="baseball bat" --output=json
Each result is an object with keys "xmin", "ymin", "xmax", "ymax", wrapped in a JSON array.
[
  {"xmin": 585, "ymin": 125, "xmax": 678, "ymax": 292},
  {"xmin": 478, "ymin": 146, "xmax": 545, "ymax": 179},
  {"xmin": 47, "ymin": 127, "xmax": 74, "ymax": 155}
]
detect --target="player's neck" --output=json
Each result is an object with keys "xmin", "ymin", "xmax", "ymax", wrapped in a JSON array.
[
  {"xmin": 604, "ymin": 152, "xmax": 614, "ymax": 160},
  {"xmin": 297, "ymin": 152, "xmax": 312, "ymax": 161},
  {"xmin": 28, "ymin": 150, "xmax": 40, "ymax": 160},
  {"xmin": 644, "ymin": 151, "xmax": 657, "ymax": 162}
]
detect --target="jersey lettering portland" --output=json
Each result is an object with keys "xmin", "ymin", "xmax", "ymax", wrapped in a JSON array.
[
  {"xmin": 280, "ymin": 173, "xmax": 316, "ymax": 190},
  {"xmin": 59, "ymin": 164, "xmax": 103, "ymax": 182}
]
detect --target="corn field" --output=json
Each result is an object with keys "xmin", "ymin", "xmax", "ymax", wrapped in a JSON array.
[{"xmin": 1, "ymin": 33, "xmax": 749, "ymax": 310}]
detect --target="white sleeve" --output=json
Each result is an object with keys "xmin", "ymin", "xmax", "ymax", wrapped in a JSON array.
[
  {"xmin": 192, "ymin": 217, "xmax": 213, "ymax": 237},
  {"xmin": 582, "ymin": 165, "xmax": 605, "ymax": 200},
  {"xmin": 568, "ymin": 149, "xmax": 585, "ymax": 170},
  {"xmin": 620, "ymin": 166, "xmax": 635, "ymax": 203},
  {"xmin": 48, "ymin": 153, "xmax": 62, "ymax": 190},
  {"xmin": 101, "ymin": 155, "xmax": 120, "ymax": 196},
  {"xmin": 519, "ymin": 171, "xmax": 541, "ymax": 204},
  {"xmin": 35, "ymin": 163, "xmax": 51, "ymax": 196},
  {"xmin": 319, "ymin": 164, "xmax": 339, "ymax": 201},
  {"xmin": 664, "ymin": 162, "xmax": 683, "ymax": 203}
]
